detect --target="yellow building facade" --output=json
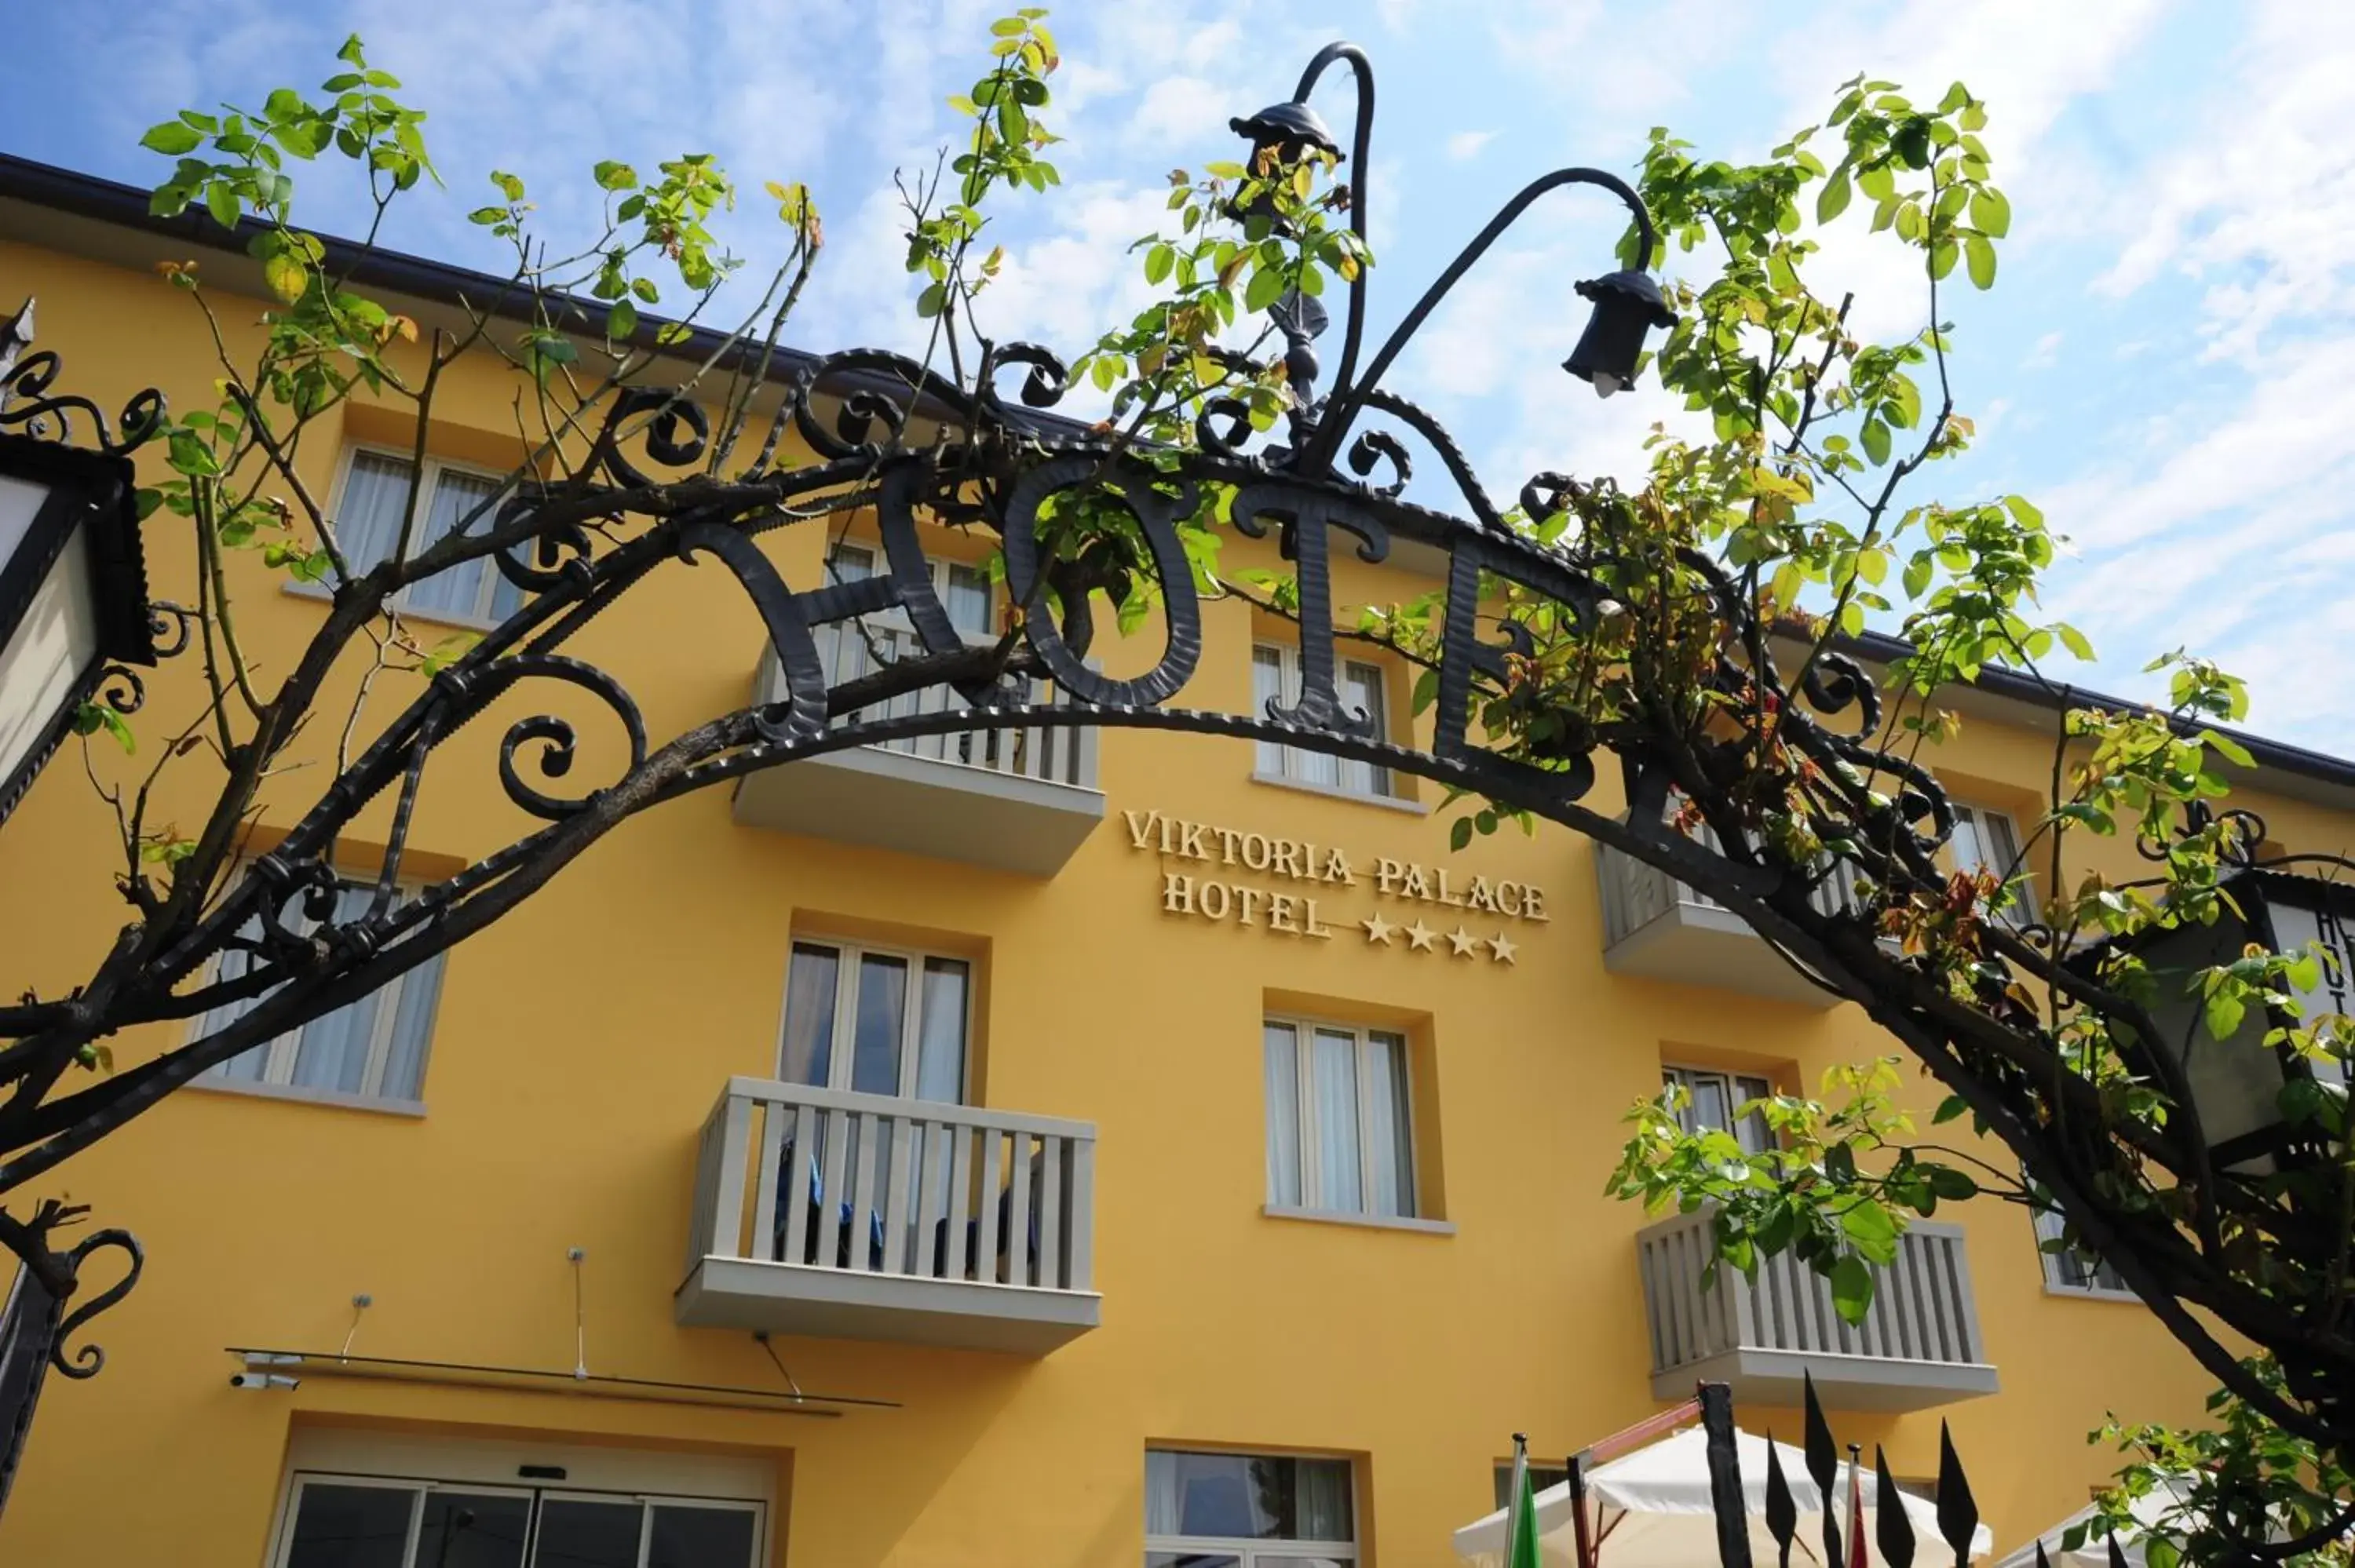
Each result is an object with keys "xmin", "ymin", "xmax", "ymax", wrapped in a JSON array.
[{"xmin": 0, "ymin": 155, "xmax": 2345, "ymax": 1567}]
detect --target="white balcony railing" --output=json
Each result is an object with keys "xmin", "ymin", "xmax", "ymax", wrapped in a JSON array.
[
  {"xmin": 676, "ymin": 1077, "xmax": 1101, "ymax": 1355},
  {"xmin": 1636, "ymin": 1207, "xmax": 1998, "ymax": 1412},
  {"xmin": 769, "ymin": 623, "xmax": 1097, "ymax": 788},
  {"xmin": 1594, "ymin": 837, "xmax": 1865, "ymax": 1007},
  {"xmin": 733, "ymin": 625, "xmax": 1104, "ymax": 875}
]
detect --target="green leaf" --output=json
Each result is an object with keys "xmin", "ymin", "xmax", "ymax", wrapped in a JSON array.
[
  {"xmin": 1902, "ymin": 552, "xmax": 1933, "ymax": 599},
  {"xmin": 1861, "ymin": 417, "xmax": 1891, "ymax": 466},
  {"xmin": 2057, "ymin": 622, "xmax": 2095, "ymax": 662},
  {"xmin": 592, "ymin": 159, "xmax": 637, "ymax": 191},
  {"xmin": 1449, "ymin": 816, "xmax": 1473, "ymax": 851},
  {"xmin": 2004, "ymin": 494, "xmax": 2044, "ymax": 529},
  {"xmin": 166, "ymin": 429, "xmax": 221, "ymax": 477},
  {"xmin": 491, "ymin": 170, "xmax": 525, "ymax": 201},
  {"xmin": 1840, "ymin": 1198, "xmax": 1899, "ymax": 1259},
  {"xmin": 1969, "ymin": 187, "xmax": 2010, "ymax": 238},
  {"xmin": 203, "ymin": 181, "xmax": 241, "ymax": 232},
  {"xmin": 1965, "ymin": 234, "xmax": 1998, "ymax": 290},
  {"xmin": 263, "ymin": 250, "xmax": 308, "ymax": 302},
  {"xmin": 468, "ymin": 205, "xmax": 509, "ymax": 226},
  {"xmin": 1244, "ymin": 264, "xmax": 1287, "ymax": 314},
  {"xmin": 1816, "ymin": 170, "xmax": 1853, "ymax": 223},
  {"xmin": 141, "ymin": 122, "xmax": 206, "ymax": 156},
  {"xmin": 606, "ymin": 298, "xmax": 638, "ymax": 342},
  {"xmin": 1144, "ymin": 242, "xmax": 1174, "ymax": 286},
  {"xmin": 2204, "ymin": 989, "xmax": 2247, "ymax": 1041},
  {"xmin": 1828, "ymin": 1255, "xmax": 1875, "ymax": 1325},
  {"xmin": 915, "ymin": 281, "xmax": 947, "ymax": 319},
  {"xmin": 989, "ymin": 14, "xmax": 1027, "ymax": 33},
  {"xmin": 1926, "ymin": 1166, "xmax": 1977, "ymax": 1201},
  {"xmin": 1932, "ymin": 1094, "xmax": 1969, "ymax": 1125}
]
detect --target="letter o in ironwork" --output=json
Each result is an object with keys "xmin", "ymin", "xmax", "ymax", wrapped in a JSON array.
[{"xmin": 1002, "ymin": 454, "xmax": 1203, "ymax": 708}]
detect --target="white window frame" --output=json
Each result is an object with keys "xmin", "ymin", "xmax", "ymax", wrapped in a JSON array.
[
  {"xmin": 1143, "ymin": 1449, "xmax": 1359, "ymax": 1568},
  {"xmin": 2031, "ymin": 1201, "xmax": 2137, "ymax": 1301},
  {"xmin": 1950, "ymin": 800, "xmax": 2038, "ymax": 925},
  {"xmin": 1251, "ymin": 640, "xmax": 1400, "ymax": 801},
  {"xmin": 823, "ymin": 539, "xmax": 996, "ymax": 645},
  {"xmin": 1494, "ymin": 1461, "xmax": 1572, "ymax": 1511},
  {"xmin": 1662, "ymin": 1063, "xmax": 1775, "ymax": 1154},
  {"xmin": 191, "ymin": 865, "xmax": 444, "ymax": 1112},
  {"xmin": 267, "ymin": 1469, "xmax": 765, "ymax": 1568},
  {"xmin": 289, "ymin": 442, "xmax": 524, "ymax": 628},
  {"xmin": 1264, "ymin": 1016, "xmax": 1417, "ymax": 1219},
  {"xmin": 777, "ymin": 935, "xmax": 973, "ymax": 1104}
]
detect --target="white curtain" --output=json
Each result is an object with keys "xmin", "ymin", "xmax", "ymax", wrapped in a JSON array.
[
  {"xmin": 1294, "ymin": 1458, "xmax": 1355, "ymax": 1542},
  {"xmin": 403, "ymin": 468, "xmax": 507, "ymax": 620},
  {"xmin": 778, "ymin": 944, "xmax": 840, "ymax": 1085},
  {"xmin": 1251, "ymin": 647, "xmax": 1287, "ymax": 777},
  {"xmin": 914, "ymin": 959, "xmax": 969, "ymax": 1103},
  {"xmin": 199, "ymin": 875, "xmax": 441, "ymax": 1102},
  {"xmin": 1337, "ymin": 661, "xmax": 1391, "ymax": 797},
  {"xmin": 1263, "ymin": 1023, "xmax": 1302, "ymax": 1206},
  {"xmin": 1364, "ymin": 1031, "xmax": 1413, "ymax": 1218},
  {"xmin": 335, "ymin": 451, "xmax": 416, "ymax": 573},
  {"xmin": 1310, "ymin": 1028, "xmax": 1361, "ymax": 1210}
]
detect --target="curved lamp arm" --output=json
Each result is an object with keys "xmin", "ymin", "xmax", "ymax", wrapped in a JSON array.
[
  {"xmin": 1304, "ymin": 167, "xmax": 1662, "ymax": 474},
  {"xmin": 1289, "ymin": 43, "xmax": 1377, "ymax": 415}
]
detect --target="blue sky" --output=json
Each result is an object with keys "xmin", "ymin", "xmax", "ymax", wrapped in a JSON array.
[{"xmin": 9, "ymin": 1, "xmax": 2352, "ymax": 754}]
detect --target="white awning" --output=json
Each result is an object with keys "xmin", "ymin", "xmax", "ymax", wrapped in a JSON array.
[{"xmin": 1453, "ymin": 1426, "xmax": 1994, "ymax": 1568}]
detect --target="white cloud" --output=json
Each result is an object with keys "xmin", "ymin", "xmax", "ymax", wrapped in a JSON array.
[
  {"xmin": 1446, "ymin": 129, "xmax": 1497, "ymax": 162},
  {"xmin": 2023, "ymin": 330, "xmax": 2062, "ymax": 369}
]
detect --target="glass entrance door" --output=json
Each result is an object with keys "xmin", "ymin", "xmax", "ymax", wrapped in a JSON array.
[{"xmin": 274, "ymin": 1475, "xmax": 761, "ymax": 1568}]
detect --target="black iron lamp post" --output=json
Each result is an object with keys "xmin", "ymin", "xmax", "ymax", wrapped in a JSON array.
[
  {"xmin": 0, "ymin": 301, "xmax": 160, "ymax": 829},
  {"xmin": 2115, "ymin": 855, "xmax": 2355, "ymax": 1169},
  {"xmin": 1562, "ymin": 266, "xmax": 1678, "ymax": 399},
  {"xmin": 1220, "ymin": 43, "xmax": 1677, "ymax": 480}
]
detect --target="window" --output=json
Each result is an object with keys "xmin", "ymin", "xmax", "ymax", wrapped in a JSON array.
[
  {"xmin": 819, "ymin": 541, "xmax": 993, "ymax": 675},
  {"xmin": 2032, "ymin": 1202, "xmax": 2130, "ymax": 1296},
  {"xmin": 1492, "ymin": 1463, "xmax": 1572, "ymax": 1511},
  {"xmin": 271, "ymin": 1472, "xmax": 760, "ymax": 1568},
  {"xmin": 1251, "ymin": 643, "xmax": 1395, "ymax": 799},
  {"xmin": 198, "ymin": 870, "xmax": 445, "ymax": 1109},
  {"xmin": 330, "ymin": 447, "xmax": 525, "ymax": 625},
  {"xmin": 1662, "ymin": 1064, "xmax": 1773, "ymax": 1156},
  {"xmin": 780, "ymin": 938, "xmax": 969, "ymax": 1103},
  {"xmin": 1145, "ymin": 1449, "xmax": 1355, "ymax": 1568},
  {"xmin": 1264, "ymin": 1019, "xmax": 1415, "ymax": 1219},
  {"xmin": 1950, "ymin": 802, "xmax": 2036, "ymax": 924}
]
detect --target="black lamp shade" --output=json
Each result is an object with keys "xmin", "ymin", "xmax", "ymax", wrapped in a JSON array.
[
  {"xmin": 2115, "ymin": 870, "xmax": 2355, "ymax": 1169},
  {"xmin": 1562, "ymin": 268, "xmax": 1677, "ymax": 392},
  {"xmin": 1226, "ymin": 100, "xmax": 1342, "ymax": 228},
  {"xmin": 0, "ymin": 432, "xmax": 152, "ymax": 826}
]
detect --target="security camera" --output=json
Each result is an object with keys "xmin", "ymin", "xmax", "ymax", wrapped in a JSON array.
[{"xmin": 228, "ymin": 1372, "xmax": 299, "ymax": 1391}]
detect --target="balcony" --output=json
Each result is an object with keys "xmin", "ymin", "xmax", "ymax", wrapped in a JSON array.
[
  {"xmin": 1595, "ymin": 843, "xmax": 1862, "ymax": 1008},
  {"xmin": 730, "ymin": 627, "xmax": 1103, "ymax": 877},
  {"xmin": 1636, "ymin": 1208, "xmax": 1999, "ymax": 1413},
  {"xmin": 675, "ymin": 1077, "xmax": 1101, "ymax": 1355}
]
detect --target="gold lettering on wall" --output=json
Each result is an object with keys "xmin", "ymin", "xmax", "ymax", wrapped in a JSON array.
[{"xmin": 1124, "ymin": 808, "xmax": 1538, "ymax": 964}]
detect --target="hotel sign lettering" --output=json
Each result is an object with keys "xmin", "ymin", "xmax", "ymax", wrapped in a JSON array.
[{"xmin": 1121, "ymin": 808, "xmax": 1546, "ymax": 965}]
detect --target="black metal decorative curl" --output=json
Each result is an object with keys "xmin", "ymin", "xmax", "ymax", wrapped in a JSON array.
[{"xmin": 47, "ymin": 1228, "xmax": 142, "ymax": 1380}]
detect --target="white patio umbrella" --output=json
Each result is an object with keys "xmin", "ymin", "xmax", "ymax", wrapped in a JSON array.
[
  {"xmin": 1453, "ymin": 1425, "xmax": 1995, "ymax": 1568},
  {"xmin": 1992, "ymin": 1479, "xmax": 2203, "ymax": 1568}
]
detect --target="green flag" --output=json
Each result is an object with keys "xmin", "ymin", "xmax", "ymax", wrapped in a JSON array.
[{"xmin": 1506, "ymin": 1434, "xmax": 1542, "ymax": 1568}]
